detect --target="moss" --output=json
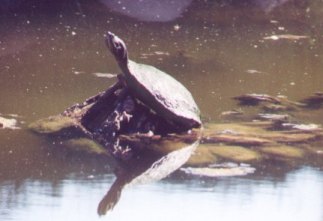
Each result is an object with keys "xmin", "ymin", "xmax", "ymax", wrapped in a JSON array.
[
  {"xmin": 29, "ymin": 115, "xmax": 76, "ymax": 134},
  {"xmin": 28, "ymin": 115, "xmax": 85, "ymax": 138},
  {"xmin": 260, "ymin": 132, "xmax": 318, "ymax": 143},
  {"xmin": 200, "ymin": 144, "xmax": 261, "ymax": 163},
  {"xmin": 203, "ymin": 123, "xmax": 268, "ymax": 136},
  {"xmin": 186, "ymin": 147, "xmax": 219, "ymax": 166},
  {"xmin": 64, "ymin": 138, "xmax": 108, "ymax": 155},
  {"xmin": 260, "ymin": 145, "xmax": 304, "ymax": 159}
]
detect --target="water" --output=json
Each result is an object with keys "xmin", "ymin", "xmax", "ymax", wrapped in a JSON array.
[{"xmin": 1, "ymin": 1, "xmax": 323, "ymax": 220}]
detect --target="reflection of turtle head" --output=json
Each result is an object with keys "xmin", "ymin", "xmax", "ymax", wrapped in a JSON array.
[{"xmin": 106, "ymin": 32, "xmax": 128, "ymax": 64}]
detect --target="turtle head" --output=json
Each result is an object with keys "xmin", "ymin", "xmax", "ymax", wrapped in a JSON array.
[{"xmin": 106, "ymin": 32, "xmax": 128, "ymax": 65}]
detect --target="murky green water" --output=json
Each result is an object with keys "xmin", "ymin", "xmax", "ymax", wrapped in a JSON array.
[{"xmin": 1, "ymin": 1, "xmax": 323, "ymax": 220}]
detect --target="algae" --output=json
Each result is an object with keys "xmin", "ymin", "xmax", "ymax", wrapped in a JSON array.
[
  {"xmin": 260, "ymin": 145, "xmax": 305, "ymax": 159},
  {"xmin": 64, "ymin": 138, "xmax": 108, "ymax": 155},
  {"xmin": 200, "ymin": 144, "xmax": 261, "ymax": 162}
]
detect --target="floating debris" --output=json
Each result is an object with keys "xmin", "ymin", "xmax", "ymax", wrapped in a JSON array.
[
  {"xmin": 245, "ymin": 69, "xmax": 268, "ymax": 75},
  {"xmin": 220, "ymin": 109, "xmax": 243, "ymax": 117},
  {"xmin": 73, "ymin": 70, "xmax": 85, "ymax": 75},
  {"xmin": 281, "ymin": 123, "xmax": 322, "ymax": 132},
  {"xmin": 140, "ymin": 51, "xmax": 170, "ymax": 58},
  {"xmin": 257, "ymin": 113, "xmax": 289, "ymax": 122},
  {"xmin": 263, "ymin": 103, "xmax": 296, "ymax": 112},
  {"xmin": 233, "ymin": 93, "xmax": 281, "ymax": 105},
  {"xmin": 263, "ymin": 34, "xmax": 309, "ymax": 41},
  {"xmin": 92, "ymin": 72, "xmax": 117, "ymax": 78},
  {"xmin": 0, "ymin": 116, "xmax": 19, "ymax": 129}
]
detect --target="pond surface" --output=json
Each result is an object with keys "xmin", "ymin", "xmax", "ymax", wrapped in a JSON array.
[{"xmin": 1, "ymin": 1, "xmax": 323, "ymax": 220}]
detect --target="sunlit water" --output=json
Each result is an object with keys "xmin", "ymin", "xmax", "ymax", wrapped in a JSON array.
[{"xmin": 1, "ymin": 1, "xmax": 323, "ymax": 221}]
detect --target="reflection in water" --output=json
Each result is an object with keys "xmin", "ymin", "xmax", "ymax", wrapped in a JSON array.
[{"xmin": 98, "ymin": 140, "xmax": 199, "ymax": 215}]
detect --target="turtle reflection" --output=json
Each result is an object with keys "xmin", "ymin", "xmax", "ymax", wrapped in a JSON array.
[{"xmin": 97, "ymin": 139, "xmax": 199, "ymax": 215}]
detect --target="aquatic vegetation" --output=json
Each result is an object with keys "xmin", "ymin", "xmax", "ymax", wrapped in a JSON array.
[
  {"xmin": 260, "ymin": 145, "xmax": 305, "ymax": 159},
  {"xmin": 64, "ymin": 138, "xmax": 108, "ymax": 156}
]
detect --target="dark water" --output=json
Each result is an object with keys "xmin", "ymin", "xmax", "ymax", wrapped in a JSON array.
[{"xmin": 1, "ymin": 1, "xmax": 323, "ymax": 220}]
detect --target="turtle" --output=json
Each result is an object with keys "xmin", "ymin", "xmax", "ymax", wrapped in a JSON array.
[{"xmin": 105, "ymin": 32, "xmax": 202, "ymax": 131}]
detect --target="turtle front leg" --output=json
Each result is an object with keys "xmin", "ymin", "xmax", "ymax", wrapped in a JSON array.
[
  {"xmin": 93, "ymin": 89, "xmax": 136, "ymax": 157},
  {"xmin": 81, "ymin": 79, "xmax": 123, "ymax": 131}
]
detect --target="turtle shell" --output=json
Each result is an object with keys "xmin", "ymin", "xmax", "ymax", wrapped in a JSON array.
[{"xmin": 123, "ymin": 60, "xmax": 201, "ymax": 130}]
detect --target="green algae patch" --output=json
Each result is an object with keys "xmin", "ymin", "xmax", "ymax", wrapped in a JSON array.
[
  {"xmin": 260, "ymin": 132, "xmax": 319, "ymax": 144},
  {"xmin": 260, "ymin": 145, "xmax": 305, "ymax": 159},
  {"xmin": 64, "ymin": 138, "xmax": 108, "ymax": 155},
  {"xmin": 203, "ymin": 123, "xmax": 269, "ymax": 136},
  {"xmin": 186, "ymin": 147, "xmax": 219, "ymax": 166},
  {"xmin": 28, "ymin": 115, "xmax": 85, "ymax": 137},
  {"xmin": 201, "ymin": 144, "xmax": 261, "ymax": 163}
]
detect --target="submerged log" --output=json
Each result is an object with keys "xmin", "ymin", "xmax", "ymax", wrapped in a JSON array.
[{"xmin": 29, "ymin": 86, "xmax": 323, "ymax": 168}]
